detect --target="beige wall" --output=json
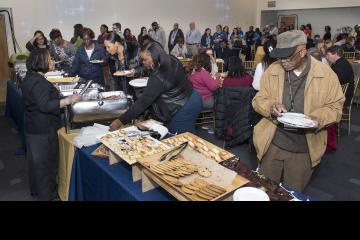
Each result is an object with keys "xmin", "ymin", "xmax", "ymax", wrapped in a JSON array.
[
  {"xmin": 0, "ymin": 0, "xmax": 257, "ymax": 55},
  {"xmin": 256, "ymin": 0, "xmax": 360, "ymax": 27}
]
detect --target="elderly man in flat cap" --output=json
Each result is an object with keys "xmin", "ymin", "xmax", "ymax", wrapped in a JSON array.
[{"xmin": 252, "ymin": 30, "xmax": 345, "ymax": 192}]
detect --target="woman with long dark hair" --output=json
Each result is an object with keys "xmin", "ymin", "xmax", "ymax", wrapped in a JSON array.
[
  {"xmin": 103, "ymin": 32, "xmax": 130, "ymax": 93},
  {"xmin": 223, "ymin": 56, "xmax": 253, "ymax": 88},
  {"xmin": 323, "ymin": 26, "xmax": 332, "ymax": 41},
  {"xmin": 252, "ymin": 39, "xmax": 277, "ymax": 91},
  {"xmin": 71, "ymin": 23, "xmax": 84, "ymax": 48},
  {"xmin": 109, "ymin": 41, "xmax": 203, "ymax": 134},
  {"xmin": 22, "ymin": 48, "xmax": 81, "ymax": 200},
  {"xmin": 26, "ymin": 30, "xmax": 49, "ymax": 52},
  {"xmin": 138, "ymin": 27, "xmax": 148, "ymax": 46},
  {"xmin": 201, "ymin": 28, "xmax": 214, "ymax": 49},
  {"xmin": 97, "ymin": 24, "xmax": 109, "ymax": 45}
]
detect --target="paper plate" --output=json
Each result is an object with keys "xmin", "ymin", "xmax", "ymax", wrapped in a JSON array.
[
  {"xmin": 233, "ymin": 187, "xmax": 270, "ymax": 201},
  {"xmin": 113, "ymin": 70, "xmax": 133, "ymax": 76},
  {"xmin": 90, "ymin": 60, "xmax": 104, "ymax": 64},
  {"xmin": 277, "ymin": 112, "xmax": 316, "ymax": 129},
  {"xmin": 129, "ymin": 78, "xmax": 148, "ymax": 88}
]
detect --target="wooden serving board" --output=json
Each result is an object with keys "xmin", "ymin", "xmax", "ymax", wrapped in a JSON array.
[
  {"xmin": 91, "ymin": 144, "xmax": 109, "ymax": 159},
  {"xmin": 162, "ymin": 132, "xmax": 234, "ymax": 163},
  {"xmin": 98, "ymin": 127, "xmax": 170, "ymax": 166},
  {"xmin": 138, "ymin": 147, "xmax": 249, "ymax": 201}
]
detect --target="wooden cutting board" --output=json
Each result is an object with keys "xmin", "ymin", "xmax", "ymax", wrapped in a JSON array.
[{"xmin": 139, "ymin": 147, "xmax": 249, "ymax": 201}]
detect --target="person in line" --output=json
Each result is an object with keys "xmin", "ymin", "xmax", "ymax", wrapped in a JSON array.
[
  {"xmin": 168, "ymin": 23, "xmax": 184, "ymax": 53},
  {"xmin": 22, "ymin": 48, "xmax": 81, "ymax": 201},
  {"xmin": 201, "ymin": 28, "xmax": 214, "ymax": 49},
  {"xmin": 323, "ymin": 26, "xmax": 332, "ymax": 41},
  {"xmin": 26, "ymin": 30, "xmax": 49, "ymax": 52},
  {"xmin": 97, "ymin": 24, "xmax": 109, "ymax": 45},
  {"xmin": 48, "ymin": 29, "xmax": 77, "ymax": 72},
  {"xmin": 70, "ymin": 23, "xmax": 84, "ymax": 49},
  {"xmin": 185, "ymin": 22, "xmax": 202, "ymax": 57},
  {"xmin": 109, "ymin": 41, "xmax": 203, "ymax": 134},
  {"xmin": 149, "ymin": 22, "xmax": 166, "ymax": 49},
  {"xmin": 71, "ymin": 28, "xmax": 107, "ymax": 85},
  {"xmin": 252, "ymin": 30, "xmax": 345, "ymax": 192},
  {"xmin": 113, "ymin": 22, "xmax": 124, "ymax": 39},
  {"xmin": 138, "ymin": 27, "xmax": 148, "ymax": 46},
  {"xmin": 104, "ymin": 32, "xmax": 130, "ymax": 93}
]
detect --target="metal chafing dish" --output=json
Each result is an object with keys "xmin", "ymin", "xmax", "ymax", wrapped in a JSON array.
[{"xmin": 63, "ymin": 81, "xmax": 133, "ymax": 133}]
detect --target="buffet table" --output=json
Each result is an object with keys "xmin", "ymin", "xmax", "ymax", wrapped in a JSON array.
[
  {"xmin": 57, "ymin": 127, "xmax": 174, "ymax": 201},
  {"xmin": 5, "ymin": 80, "xmax": 26, "ymax": 154},
  {"xmin": 68, "ymin": 144, "xmax": 175, "ymax": 201},
  {"xmin": 57, "ymin": 127, "xmax": 308, "ymax": 201}
]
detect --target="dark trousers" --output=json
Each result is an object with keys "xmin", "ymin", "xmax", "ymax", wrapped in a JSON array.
[
  {"xmin": 26, "ymin": 127, "xmax": 59, "ymax": 201},
  {"xmin": 168, "ymin": 89, "xmax": 203, "ymax": 134},
  {"xmin": 259, "ymin": 144, "xmax": 314, "ymax": 193}
]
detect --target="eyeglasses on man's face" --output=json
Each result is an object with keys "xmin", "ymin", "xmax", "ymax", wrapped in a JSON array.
[{"xmin": 280, "ymin": 48, "xmax": 305, "ymax": 62}]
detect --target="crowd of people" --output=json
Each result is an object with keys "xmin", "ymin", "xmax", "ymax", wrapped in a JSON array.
[{"xmin": 21, "ymin": 20, "xmax": 360, "ymax": 200}]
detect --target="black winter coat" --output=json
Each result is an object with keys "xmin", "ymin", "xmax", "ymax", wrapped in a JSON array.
[{"xmin": 215, "ymin": 87, "xmax": 256, "ymax": 148}]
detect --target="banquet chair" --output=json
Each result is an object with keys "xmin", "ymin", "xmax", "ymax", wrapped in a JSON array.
[
  {"xmin": 196, "ymin": 109, "xmax": 215, "ymax": 127},
  {"xmin": 354, "ymin": 77, "xmax": 360, "ymax": 108},
  {"xmin": 243, "ymin": 61, "xmax": 255, "ymax": 71},
  {"xmin": 339, "ymin": 78, "xmax": 360, "ymax": 136},
  {"xmin": 344, "ymin": 52, "xmax": 355, "ymax": 60},
  {"xmin": 338, "ymin": 83, "xmax": 349, "ymax": 139},
  {"xmin": 216, "ymin": 61, "xmax": 225, "ymax": 73}
]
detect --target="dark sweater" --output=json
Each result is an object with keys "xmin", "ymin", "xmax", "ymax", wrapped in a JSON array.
[
  {"xmin": 331, "ymin": 57, "xmax": 355, "ymax": 107},
  {"xmin": 120, "ymin": 55, "xmax": 192, "ymax": 124},
  {"xmin": 70, "ymin": 41, "xmax": 106, "ymax": 84},
  {"xmin": 272, "ymin": 56, "xmax": 311, "ymax": 153},
  {"xmin": 21, "ymin": 71, "xmax": 61, "ymax": 134}
]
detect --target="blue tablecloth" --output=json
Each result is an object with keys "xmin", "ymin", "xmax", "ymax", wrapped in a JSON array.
[
  {"xmin": 5, "ymin": 80, "xmax": 26, "ymax": 154},
  {"xmin": 68, "ymin": 144, "xmax": 175, "ymax": 201}
]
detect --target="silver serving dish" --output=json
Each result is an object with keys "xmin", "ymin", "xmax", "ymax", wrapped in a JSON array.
[{"xmin": 69, "ymin": 91, "xmax": 131, "ymax": 123}]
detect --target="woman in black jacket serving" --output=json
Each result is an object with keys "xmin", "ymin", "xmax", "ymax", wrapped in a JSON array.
[
  {"xmin": 109, "ymin": 41, "xmax": 203, "ymax": 134},
  {"xmin": 22, "ymin": 48, "xmax": 81, "ymax": 200}
]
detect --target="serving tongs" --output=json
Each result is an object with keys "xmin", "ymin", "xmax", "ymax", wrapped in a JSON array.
[
  {"xmin": 79, "ymin": 80, "xmax": 94, "ymax": 95},
  {"xmin": 159, "ymin": 141, "xmax": 188, "ymax": 162}
]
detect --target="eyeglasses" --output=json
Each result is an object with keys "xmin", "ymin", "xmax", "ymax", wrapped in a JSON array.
[{"xmin": 280, "ymin": 48, "xmax": 305, "ymax": 61}]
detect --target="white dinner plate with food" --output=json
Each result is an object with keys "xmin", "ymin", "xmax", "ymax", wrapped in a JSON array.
[
  {"xmin": 129, "ymin": 78, "xmax": 148, "ymax": 88},
  {"xmin": 113, "ymin": 70, "xmax": 133, "ymax": 76},
  {"xmin": 233, "ymin": 187, "xmax": 270, "ymax": 201},
  {"xmin": 89, "ymin": 60, "xmax": 104, "ymax": 64},
  {"xmin": 277, "ymin": 112, "xmax": 316, "ymax": 129}
]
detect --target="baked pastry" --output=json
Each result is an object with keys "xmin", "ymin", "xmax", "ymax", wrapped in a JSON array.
[{"xmin": 198, "ymin": 167, "xmax": 212, "ymax": 178}]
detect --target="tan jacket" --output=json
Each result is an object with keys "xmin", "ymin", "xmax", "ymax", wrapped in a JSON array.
[{"xmin": 252, "ymin": 57, "xmax": 345, "ymax": 167}]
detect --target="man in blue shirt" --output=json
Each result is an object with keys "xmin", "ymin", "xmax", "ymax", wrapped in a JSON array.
[{"xmin": 186, "ymin": 22, "xmax": 201, "ymax": 57}]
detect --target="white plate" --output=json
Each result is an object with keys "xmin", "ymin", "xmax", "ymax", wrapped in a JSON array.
[
  {"xmin": 278, "ymin": 112, "xmax": 316, "ymax": 129},
  {"xmin": 216, "ymin": 58, "xmax": 225, "ymax": 63},
  {"xmin": 129, "ymin": 78, "xmax": 148, "ymax": 88},
  {"xmin": 90, "ymin": 60, "xmax": 104, "ymax": 64},
  {"xmin": 141, "ymin": 122, "xmax": 168, "ymax": 139},
  {"xmin": 233, "ymin": 187, "xmax": 270, "ymax": 201},
  {"xmin": 113, "ymin": 70, "xmax": 133, "ymax": 76}
]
